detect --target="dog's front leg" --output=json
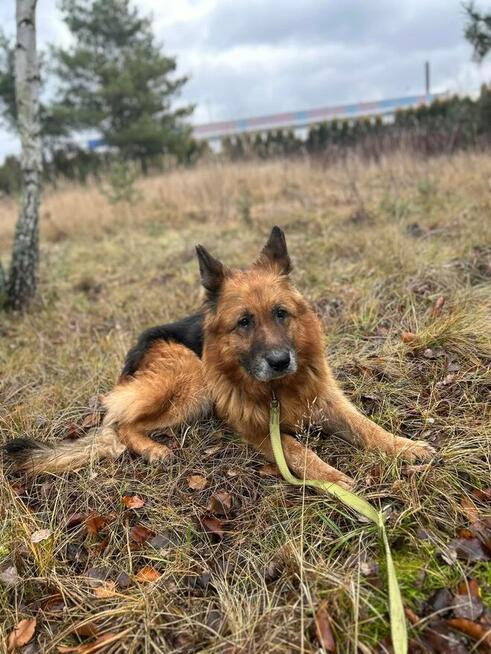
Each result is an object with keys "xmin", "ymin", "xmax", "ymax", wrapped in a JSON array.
[
  {"xmin": 243, "ymin": 429, "xmax": 354, "ymax": 490},
  {"xmin": 316, "ymin": 376, "xmax": 435, "ymax": 462}
]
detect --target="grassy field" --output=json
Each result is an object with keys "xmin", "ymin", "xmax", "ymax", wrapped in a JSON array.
[{"xmin": 0, "ymin": 152, "xmax": 490, "ymax": 653}]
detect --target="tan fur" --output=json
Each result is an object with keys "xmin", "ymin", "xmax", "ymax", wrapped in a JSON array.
[{"xmin": 6, "ymin": 228, "xmax": 433, "ymax": 483}]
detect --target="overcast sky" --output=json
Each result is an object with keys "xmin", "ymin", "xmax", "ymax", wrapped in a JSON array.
[{"xmin": 1, "ymin": 0, "xmax": 491, "ymax": 161}]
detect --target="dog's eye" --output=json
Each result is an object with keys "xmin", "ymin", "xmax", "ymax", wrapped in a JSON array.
[
  {"xmin": 274, "ymin": 307, "xmax": 289, "ymax": 321},
  {"xmin": 237, "ymin": 315, "xmax": 252, "ymax": 329}
]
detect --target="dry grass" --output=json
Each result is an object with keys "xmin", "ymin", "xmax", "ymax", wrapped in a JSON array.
[{"xmin": 0, "ymin": 151, "xmax": 490, "ymax": 653}]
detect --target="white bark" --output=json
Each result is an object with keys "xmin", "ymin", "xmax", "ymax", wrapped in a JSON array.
[{"xmin": 7, "ymin": 0, "xmax": 41, "ymax": 309}]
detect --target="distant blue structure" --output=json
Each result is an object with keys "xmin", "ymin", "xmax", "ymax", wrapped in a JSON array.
[
  {"xmin": 87, "ymin": 137, "xmax": 106, "ymax": 151},
  {"xmin": 192, "ymin": 93, "xmax": 447, "ymax": 142}
]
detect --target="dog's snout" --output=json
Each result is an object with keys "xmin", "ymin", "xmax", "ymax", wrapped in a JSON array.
[{"xmin": 265, "ymin": 349, "xmax": 291, "ymax": 372}]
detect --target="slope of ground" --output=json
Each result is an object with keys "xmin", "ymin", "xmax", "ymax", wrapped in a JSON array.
[{"xmin": 0, "ymin": 152, "xmax": 490, "ymax": 652}]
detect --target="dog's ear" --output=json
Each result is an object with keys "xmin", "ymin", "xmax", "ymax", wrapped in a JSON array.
[
  {"xmin": 255, "ymin": 225, "xmax": 291, "ymax": 275},
  {"xmin": 195, "ymin": 245, "xmax": 227, "ymax": 304}
]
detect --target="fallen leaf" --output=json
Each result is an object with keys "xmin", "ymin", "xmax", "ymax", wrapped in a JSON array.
[
  {"xmin": 431, "ymin": 295, "xmax": 446, "ymax": 317},
  {"xmin": 65, "ymin": 513, "xmax": 88, "ymax": 530},
  {"xmin": 80, "ymin": 412, "xmax": 102, "ymax": 430},
  {"xmin": 469, "ymin": 519, "xmax": 491, "ymax": 552},
  {"xmin": 148, "ymin": 533, "xmax": 173, "ymax": 549},
  {"xmin": 129, "ymin": 525, "xmax": 155, "ymax": 544},
  {"xmin": 65, "ymin": 422, "xmax": 84, "ymax": 440},
  {"xmin": 443, "ymin": 537, "xmax": 490, "ymax": 563},
  {"xmin": 115, "ymin": 571, "xmax": 132, "ymax": 589},
  {"xmin": 448, "ymin": 617, "xmax": 491, "ymax": 646},
  {"xmin": 85, "ymin": 514, "xmax": 108, "ymax": 536},
  {"xmin": 425, "ymin": 588, "xmax": 453, "ymax": 615},
  {"xmin": 461, "ymin": 497, "xmax": 479, "ymax": 524},
  {"xmin": 201, "ymin": 516, "xmax": 225, "ymax": 539},
  {"xmin": 451, "ymin": 593, "xmax": 483, "ymax": 621},
  {"xmin": 0, "ymin": 565, "xmax": 21, "ymax": 587},
  {"xmin": 8, "ymin": 617, "xmax": 36, "ymax": 651},
  {"xmin": 31, "ymin": 528, "xmax": 52, "ymax": 543},
  {"xmin": 457, "ymin": 578, "xmax": 481, "ymax": 598},
  {"xmin": 207, "ymin": 491, "xmax": 233, "ymax": 516},
  {"xmin": 41, "ymin": 593, "xmax": 65, "ymax": 612},
  {"xmin": 187, "ymin": 475, "xmax": 208, "ymax": 490},
  {"xmin": 472, "ymin": 488, "xmax": 491, "ymax": 504},
  {"xmin": 135, "ymin": 566, "xmax": 161, "ymax": 583},
  {"xmin": 93, "ymin": 581, "xmax": 118, "ymax": 598},
  {"xmin": 86, "ymin": 567, "xmax": 111, "ymax": 587},
  {"xmin": 401, "ymin": 331, "xmax": 420, "ymax": 344},
  {"xmin": 423, "ymin": 619, "xmax": 469, "ymax": 654},
  {"xmin": 70, "ymin": 622, "xmax": 99, "ymax": 639},
  {"xmin": 121, "ymin": 494, "xmax": 145, "ymax": 509},
  {"xmin": 259, "ymin": 463, "xmax": 281, "ymax": 477},
  {"xmin": 314, "ymin": 600, "xmax": 336, "ymax": 652}
]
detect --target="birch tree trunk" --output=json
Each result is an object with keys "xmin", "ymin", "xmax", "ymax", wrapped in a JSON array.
[{"xmin": 7, "ymin": 0, "xmax": 41, "ymax": 310}]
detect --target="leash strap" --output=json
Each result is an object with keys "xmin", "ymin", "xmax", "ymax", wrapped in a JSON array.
[{"xmin": 269, "ymin": 399, "xmax": 407, "ymax": 654}]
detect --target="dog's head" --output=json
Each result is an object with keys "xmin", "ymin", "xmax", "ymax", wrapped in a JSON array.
[{"xmin": 196, "ymin": 226, "xmax": 320, "ymax": 384}]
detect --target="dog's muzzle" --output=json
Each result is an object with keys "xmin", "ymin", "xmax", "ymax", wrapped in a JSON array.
[{"xmin": 252, "ymin": 348, "xmax": 297, "ymax": 381}]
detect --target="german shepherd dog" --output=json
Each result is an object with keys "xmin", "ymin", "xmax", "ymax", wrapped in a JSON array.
[{"xmin": 4, "ymin": 227, "xmax": 435, "ymax": 487}]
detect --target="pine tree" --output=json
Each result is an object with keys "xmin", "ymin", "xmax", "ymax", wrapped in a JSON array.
[
  {"xmin": 464, "ymin": 2, "xmax": 491, "ymax": 61},
  {"xmin": 53, "ymin": 0, "xmax": 193, "ymax": 172}
]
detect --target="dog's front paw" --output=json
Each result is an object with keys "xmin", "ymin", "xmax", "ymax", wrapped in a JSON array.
[
  {"xmin": 141, "ymin": 443, "xmax": 174, "ymax": 465},
  {"xmin": 336, "ymin": 474, "xmax": 355, "ymax": 491},
  {"xmin": 392, "ymin": 436, "xmax": 436, "ymax": 463}
]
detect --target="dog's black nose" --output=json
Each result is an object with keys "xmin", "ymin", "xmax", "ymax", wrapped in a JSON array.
[{"xmin": 266, "ymin": 350, "xmax": 291, "ymax": 372}]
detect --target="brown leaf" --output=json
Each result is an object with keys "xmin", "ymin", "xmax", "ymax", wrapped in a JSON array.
[
  {"xmin": 70, "ymin": 622, "xmax": 99, "ymax": 639},
  {"xmin": 57, "ymin": 632, "xmax": 122, "ymax": 653},
  {"xmin": 121, "ymin": 495, "xmax": 145, "ymax": 509},
  {"xmin": 461, "ymin": 496, "xmax": 479, "ymax": 524},
  {"xmin": 31, "ymin": 528, "xmax": 52, "ymax": 543},
  {"xmin": 201, "ymin": 516, "xmax": 225, "ymax": 539},
  {"xmin": 93, "ymin": 581, "xmax": 118, "ymax": 598},
  {"xmin": 135, "ymin": 566, "xmax": 161, "ymax": 583},
  {"xmin": 314, "ymin": 600, "xmax": 336, "ymax": 652},
  {"xmin": 457, "ymin": 578, "xmax": 481, "ymax": 598},
  {"xmin": 187, "ymin": 475, "xmax": 208, "ymax": 490},
  {"xmin": 80, "ymin": 412, "xmax": 102, "ymax": 430},
  {"xmin": 431, "ymin": 295, "xmax": 446, "ymax": 317},
  {"xmin": 472, "ymin": 488, "xmax": 491, "ymax": 504},
  {"xmin": 65, "ymin": 422, "xmax": 85, "ymax": 440},
  {"xmin": 401, "ymin": 331, "xmax": 419, "ymax": 344},
  {"xmin": 129, "ymin": 525, "xmax": 155, "ymax": 544},
  {"xmin": 259, "ymin": 463, "xmax": 281, "ymax": 478},
  {"xmin": 85, "ymin": 514, "xmax": 108, "ymax": 536},
  {"xmin": 8, "ymin": 617, "xmax": 36, "ymax": 651},
  {"xmin": 207, "ymin": 491, "xmax": 233, "ymax": 516},
  {"xmin": 448, "ymin": 617, "xmax": 491, "ymax": 645}
]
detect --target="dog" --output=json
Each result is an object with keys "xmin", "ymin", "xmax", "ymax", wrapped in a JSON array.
[{"xmin": 4, "ymin": 226, "xmax": 435, "ymax": 487}]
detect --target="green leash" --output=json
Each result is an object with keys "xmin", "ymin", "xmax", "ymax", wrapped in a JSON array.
[{"xmin": 269, "ymin": 398, "xmax": 407, "ymax": 654}]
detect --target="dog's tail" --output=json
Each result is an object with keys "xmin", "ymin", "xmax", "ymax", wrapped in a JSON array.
[{"xmin": 3, "ymin": 424, "xmax": 126, "ymax": 476}]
